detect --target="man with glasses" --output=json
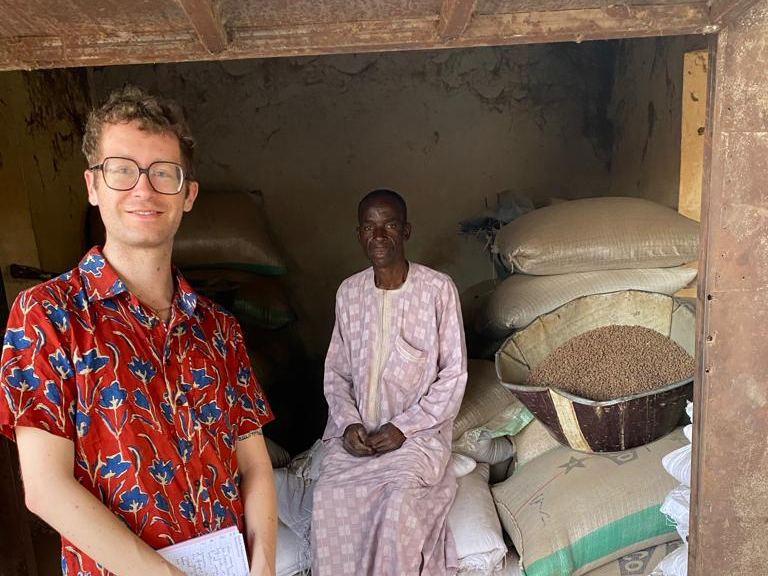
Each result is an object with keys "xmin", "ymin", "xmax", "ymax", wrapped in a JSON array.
[{"xmin": 0, "ymin": 86, "xmax": 277, "ymax": 576}]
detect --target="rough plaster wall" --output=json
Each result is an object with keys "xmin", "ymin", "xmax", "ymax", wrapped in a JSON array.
[
  {"xmin": 0, "ymin": 69, "xmax": 90, "ymax": 308},
  {"xmin": 608, "ymin": 36, "xmax": 708, "ymax": 208},
  {"xmin": 90, "ymin": 44, "xmax": 614, "ymax": 356}
]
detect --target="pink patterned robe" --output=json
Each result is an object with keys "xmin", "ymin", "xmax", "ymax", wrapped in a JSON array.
[{"xmin": 311, "ymin": 263, "xmax": 468, "ymax": 576}]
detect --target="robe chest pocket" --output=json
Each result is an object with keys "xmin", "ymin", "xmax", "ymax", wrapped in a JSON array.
[{"xmin": 382, "ymin": 335, "xmax": 427, "ymax": 391}]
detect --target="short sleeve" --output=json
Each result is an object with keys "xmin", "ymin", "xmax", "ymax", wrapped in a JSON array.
[
  {"xmin": 230, "ymin": 322, "xmax": 274, "ymax": 441},
  {"xmin": 1, "ymin": 289, "xmax": 77, "ymax": 442}
]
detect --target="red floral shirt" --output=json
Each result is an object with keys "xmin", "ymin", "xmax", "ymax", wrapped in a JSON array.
[{"xmin": 0, "ymin": 247, "xmax": 273, "ymax": 576}]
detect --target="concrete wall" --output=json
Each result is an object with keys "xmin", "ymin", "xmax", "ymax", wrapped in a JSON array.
[
  {"xmin": 90, "ymin": 43, "xmax": 615, "ymax": 356},
  {"xmin": 608, "ymin": 36, "xmax": 708, "ymax": 208},
  {"xmin": 0, "ymin": 69, "xmax": 90, "ymax": 308}
]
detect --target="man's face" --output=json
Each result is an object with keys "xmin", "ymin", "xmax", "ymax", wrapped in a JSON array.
[
  {"xmin": 357, "ymin": 199, "xmax": 411, "ymax": 268},
  {"xmin": 84, "ymin": 121, "xmax": 198, "ymax": 251}
]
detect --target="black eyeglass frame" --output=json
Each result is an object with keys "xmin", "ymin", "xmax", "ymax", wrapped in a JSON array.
[{"xmin": 88, "ymin": 156, "xmax": 188, "ymax": 195}]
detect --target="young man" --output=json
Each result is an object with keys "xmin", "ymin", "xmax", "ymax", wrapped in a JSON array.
[
  {"xmin": 0, "ymin": 86, "xmax": 277, "ymax": 576},
  {"xmin": 312, "ymin": 189, "xmax": 468, "ymax": 576}
]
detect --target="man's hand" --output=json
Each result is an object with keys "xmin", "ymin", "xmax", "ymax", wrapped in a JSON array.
[
  {"xmin": 343, "ymin": 423, "xmax": 375, "ymax": 457},
  {"xmin": 368, "ymin": 423, "xmax": 406, "ymax": 454}
]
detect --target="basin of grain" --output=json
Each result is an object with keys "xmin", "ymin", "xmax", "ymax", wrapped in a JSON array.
[{"xmin": 495, "ymin": 290, "xmax": 694, "ymax": 452}]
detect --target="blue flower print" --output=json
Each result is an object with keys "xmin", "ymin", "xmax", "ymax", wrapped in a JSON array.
[
  {"xmin": 212, "ymin": 332, "xmax": 226, "ymax": 357},
  {"xmin": 179, "ymin": 495, "xmax": 196, "ymax": 521},
  {"xmin": 118, "ymin": 486, "xmax": 148, "ymax": 513},
  {"xmin": 225, "ymin": 386, "xmax": 237, "ymax": 407},
  {"xmin": 178, "ymin": 292, "xmax": 196, "ymax": 317},
  {"xmin": 254, "ymin": 398, "xmax": 268, "ymax": 414},
  {"xmin": 149, "ymin": 459, "xmax": 176, "ymax": 485},
  {"xmin": 101, "ymin": 299, "xmax": 119, "ymax": 311},
  {"xmin": 74, "ymin": 349, "xmax": 109, "ymax": 375},
  {"xmin": 212, "ymin": 500, "xmax": 227, "ymax": 524},
  {"xmin": 177, "ymin": 439, "xmax": 194, "ymax": 463},
  {"xmin": 75, "ymin": 411, "xmax": 91, "ymax": 436},
  {"xmin": 3, "ymin": 328, "xmax": 31, "ymax": 351},
  {"xmin": 79, "ymin": 253, "xmax": 106, "ymax": 277},
  {"xmin": 61, "ymin": 557, "xmax": 68, "ymax": 576},
  {"xmin": 42, "ymin": 301, "xmax": 70, "ymax": 333},
  {"xmin": 191, "ymin": 324, "xmax": 206, "ymax": 342},
  {"xmin": 99, "ymin": 453, "xmax": 131, "ymax": 479},
  {"xmin": 221, "ymin": 431, "xmax": 233, "ymax": 448},
  {"xmin": 44, "ymin": 381, "xmax": 62, "ymax": 404},
  {"xmin": 236, "ymin": 366, "xmax": 250, "ymax": 386},
  {"xmin": 240, "ymin": 394, "xmax": 254, "ymax": 411},
  {"xmin": 191, "ymin": 368, "xmax": 214, "ymax": 389},
  {"xmin": 160, "ymin": 402, "xmax": 173, "ymax": 424},
  {"xmin": 221, "ymin": 479, "xmax": 238, "ymax": 501},
  {"xmin": 127, "ymin": 357, "xmax": 156, "ymax": 385},
  {"xmin": 7, "ymin": 367, "xmax": 40, "ymax": 392},
  {"xmin": 48, "ymin": 350, "xmax": 74, "ymax": 379},
  {"xmin": 128, "ymin": 303, "xmax": 155, "ymax": 328},
  {"xmin": 99, "ymin": 381, "xmax": 127, "ymax": 409},
  {"xmin": 172, "ymin": 323, "xmax": 188, "ymax": 337},
  {"xmin": 72, "ymin": 288, "xmax": 88, "ymax": 311},
  {"xmin": 198, "ymin": 401, "xmax": 222, "ymax": 425},
  {"xmin": 154, "ymin": 492, "xmax": 170, "ymax": 512},
  {"xmin": 105, "ymin": 278, "xmax": 125, "ymax": 298},
  {"xmin": 133, "ymin": 390, "xmax": 150, "ymax": 410}
]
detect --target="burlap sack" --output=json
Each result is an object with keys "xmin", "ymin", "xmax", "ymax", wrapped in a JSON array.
[
  {"xmin": 174, "ymin": 190, "xmax": 287, "ymax": 275},
  {"xmin": 492, "ymin": 429, "xmax": 685, "ymax": 576},
  {"xmin": 453, "ymin": 360, "xmax": 520, "ymax": 440},
  {"xmin": 585, "ymin": 541, "xmax": 683, "ymax": 576},
  {"xmin": 512, "ymin": 418, "xmax": 561, "ymax": 468},
  {"xmin": 184, "ymin": 269, "xmax": 295, "ymax": 330},
  {"xmin": 493, "ymin": 197, "xmax": 699, "ymax": 275},
  {"xmin": 476, "ymin": 267, "xmax": 697, "ymax": 339}
]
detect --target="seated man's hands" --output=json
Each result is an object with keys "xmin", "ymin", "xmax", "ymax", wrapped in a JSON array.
[
  {"xmin": 367, "ymin": 423, "xmax": 406, "ymax": 454},
  {"xmin": 343, "ymin": 423, "xmax": 375, "ymax": 457}
]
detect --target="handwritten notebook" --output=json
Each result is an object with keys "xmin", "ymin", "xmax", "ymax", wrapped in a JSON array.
[{"xmin": 157, "ymin": 526, "xmax": 249, "ymax": 576}]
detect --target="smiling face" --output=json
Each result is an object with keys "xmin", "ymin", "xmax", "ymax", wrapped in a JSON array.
[
  {"xmin": 357, "ymin": 197, "xmax": 411, "ymax": 268},
  {"xmin": 84, "ymin": 121, "xmax": 198, "ymax": 252}
]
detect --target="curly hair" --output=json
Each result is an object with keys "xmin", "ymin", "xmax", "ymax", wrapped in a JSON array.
[{"xmin": 82, "ymin": 85, "xmax": 196, "ymax": 179}]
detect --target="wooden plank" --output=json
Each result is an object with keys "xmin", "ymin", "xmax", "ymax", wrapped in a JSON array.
[
  {"xmin": 0, "ymin": 3, "xmax": 717, "ymax": 71},
  {"xmin": 438, "ymin": 0, "xmax": 480, "ymax": 39},
  {"xmin": 689, "ymin": 2, "xmax": 768, "ymax": 574},
  {"xmin": 709, "ymin": 0, "xmax": 762, "ymax": 22},
  {"xmin": 675, "ymin": 49, "xmax": 708, "ymax": 299},
  {"xmin": 175, "ymin": 0, "xmax": 228, "ymax": 53}
]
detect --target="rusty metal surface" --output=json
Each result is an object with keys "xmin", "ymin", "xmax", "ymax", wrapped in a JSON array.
[
  {"xmin": 689, "ymin": 1, "xmax": 768, "ymax": 574},
  {"xmin": 0, "ymin": 1, "xmax": 718, "ymax": 71}
]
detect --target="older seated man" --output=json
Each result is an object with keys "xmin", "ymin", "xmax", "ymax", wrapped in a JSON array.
[{"xmin": 311, "ymin": 189, "xmax": 468, "ymax": 576}]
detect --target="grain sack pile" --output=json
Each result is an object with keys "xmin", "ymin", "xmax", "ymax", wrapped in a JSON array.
[
  {"xmin": 476, "ymin": 197, "xmax": 699, "ymax": 341},
  {"xmin": 650, "ymin": 402, "xmax": 694, "ymax": 576}
]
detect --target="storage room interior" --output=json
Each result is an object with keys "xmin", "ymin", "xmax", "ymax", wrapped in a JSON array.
[{"xmin": 0, "ymin": 33, "xmax": 707, "ymax": 576}]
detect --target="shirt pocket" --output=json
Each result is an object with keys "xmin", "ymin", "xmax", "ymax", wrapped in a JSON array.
[{"xmin": 381, "ymin": 334, "xmax": 428, "ymax": 395}]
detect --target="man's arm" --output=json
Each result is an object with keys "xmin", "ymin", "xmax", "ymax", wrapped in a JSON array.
[
  {"xmin": 388, "ymin": 280, "xmax": 468, "ymax": 438},
  {"xmin": 324, "ymin": 294, "xmax": 365, "ymax": 438},
  {"xmin": 236, "ymin": 432, "xmax": 277, "ymax": 576},
  {"xmin": 16, "ymin": 426, "xmax": 187, "ymax": 576}
]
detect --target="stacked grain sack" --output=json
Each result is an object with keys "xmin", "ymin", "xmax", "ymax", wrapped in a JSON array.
[
  {"xmin": 650, "ymin": 402, "xmax": 694, "ymax": 576},
  {"xmin": 475, "ymin": 197, "xmax": 699, "ymax": 343}
]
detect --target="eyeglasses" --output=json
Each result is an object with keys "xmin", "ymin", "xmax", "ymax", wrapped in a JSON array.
[{"xmin": 89, "ymin": 157, "xmax": 187, "ymax": 195}]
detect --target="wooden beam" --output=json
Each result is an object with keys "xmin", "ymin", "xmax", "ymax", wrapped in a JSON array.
[
  {"xmin": 0, "ymin": 3, "xmax": 718, "ymax": 72},
  {"xmin": 709, "ymin": 0, "xmax": 762, "ymax": 23},
  {"xmin": 176, "ymin": 0, "xmax": 228, "ymax": 53},
  {"xmin": 438, "ymin": 0, "xmax": 480, "ymax": 40}
]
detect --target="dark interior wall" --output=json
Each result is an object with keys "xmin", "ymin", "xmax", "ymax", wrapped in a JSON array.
[
  {"xmin": 0, "ymin": 69, "xmax": 90, "ymax": 306},
  {"xmin": 89, "ymin": 43, "xmax": 616, "ymax": 357},
  {"xmin": 608, "ymin": 35, "xmax": 708, "ymax": 208}
]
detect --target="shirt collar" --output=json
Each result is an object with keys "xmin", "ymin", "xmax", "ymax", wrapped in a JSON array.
[{"xmin": 78, "ymin": 246, "xmax": 198, "ymax": 318}]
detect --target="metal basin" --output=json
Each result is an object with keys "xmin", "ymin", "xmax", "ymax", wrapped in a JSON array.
[{"xmin": 495, "ymin": 290, "xmax": 694, "ymax": 453}]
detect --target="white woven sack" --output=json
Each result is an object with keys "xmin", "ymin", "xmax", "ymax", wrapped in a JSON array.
[
  {"xmin": 448, "ymin": 464, "xmax": 508, "ymax": 575},
  {"xmin": 453, "ymin": 434, "xmax": 515, "ymax": 465},
  {"xmin": 662, "ymin": 445, "xmax": 692, "ymax": 487},
  {"xmin": 476, "ymin": 267, "xmax": 697, "ymax": 338},
  {"xmin": 451, "ymin": 453, "xmax": 478, "ymax": 478},
  {"xmin": 459, "ymin": 551, "xmax": 522, "ymax": 576},
  {"xmin": 512, "ymin": 418, "xmax": 561, "ymax": 468},
  {"xmin": 493, "ymin": 197, "xmax": 699, "ymax": 275},
  {"xmin": 651, "ymin": 543, "xmax": 688, "ymax": 576},
  {"xmin": 276, "ymin": 521, "xmax": 310, "ymax": 576},
  {"xmin": 454, "ymin": 360, "xmax": 520, "ymax": 440},
  {"xmin": 660, "ymin": 485, "xmax": 690, "ymax": 541}
]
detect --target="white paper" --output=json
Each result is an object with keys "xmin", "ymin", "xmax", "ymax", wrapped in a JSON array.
[{"xmin": 157, "ymin": 526, "xmax": 249, "ymax": 576}]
